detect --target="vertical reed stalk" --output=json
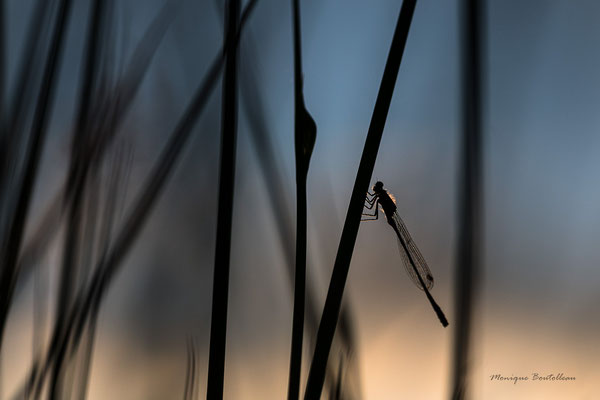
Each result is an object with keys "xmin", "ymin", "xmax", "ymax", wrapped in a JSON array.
[
  {"xmin": 207, "ymin": 0, "xmax": 240, "ymax": 398},
  {"xmin": 451, "ymin": 0, "xmax": 484, "ymax": 398},
  {"xmin": 288, "ymin": 0, "xmax": 316, "ymax": 398},
  {"xmin": 0, "ymin": 0, "xmax": 4, "ymax": 127}
]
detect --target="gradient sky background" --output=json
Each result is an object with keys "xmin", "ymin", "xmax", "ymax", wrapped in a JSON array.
[{"xmin": 2, "ymin": 0, "xmax": 600, "ymax": 399}]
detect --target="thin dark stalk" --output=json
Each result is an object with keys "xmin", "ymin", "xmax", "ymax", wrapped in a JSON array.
[
  {"xmin": 290, "ymin": 156, "xmax": 307, "ymax": 400},
  {"xmin": 207, "ymin": 0, "xmax": 240, "ymax": 397},
  {"xmin": 5, "ymin": 0, "xmax": 53, "ymax": 133},
  {"xmin": 69, "ymin": 0, "xmax": 106, "ymax": 159},
  {"xmin": 451, "ymin": 0, "xmax": 484, "ymax": 398},
  {"xmin": 54, "ymin": 0, "xmax": 106, "ymax": 319},
  {"xmin": 0, "ymin": 0, "xmax": 4, "ymax": 130},
  {"xmin": 0, "ymin": 0, "xmax": 53, "ymax": 205},
  {"xmin": 288, "ymin": 0, "xmax": 316, "ymax": 398},
  {"xmin": 0, "ymin": 0, "xmax": 74, "ymax": 354},
  {"xmin": 50, "ymin": 1, "xmax": 107, "ymax": 396},
  {"xmin": 303, "ymin": 1, "xmax": 417, "ymax": 398}
]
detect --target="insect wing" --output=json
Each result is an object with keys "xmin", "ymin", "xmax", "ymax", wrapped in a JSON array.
[{"xmin": 391, "ymin": 211, "xmax": 434, "ymax": 290}]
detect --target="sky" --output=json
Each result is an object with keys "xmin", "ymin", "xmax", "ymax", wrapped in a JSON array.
[{"xmin": 2, "ymin": 0, "xmax": 600, "ymax": 399}]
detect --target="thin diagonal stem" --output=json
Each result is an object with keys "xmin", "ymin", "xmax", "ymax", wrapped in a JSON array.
[{"xmin": 303, "ymin": 1, "xmax": 417, "ymax": 398}]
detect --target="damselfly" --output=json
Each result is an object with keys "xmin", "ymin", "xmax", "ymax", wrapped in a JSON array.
[{"xmin": 362, "ymin": 181, "xmax": 448, "ymax": 327}]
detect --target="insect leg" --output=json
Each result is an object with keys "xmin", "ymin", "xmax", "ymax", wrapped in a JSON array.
[
  {"xmin": 364, "ymin": 199, "xmax": 376, "ymax": 209},
  {"xmin": 364, "ymin": 193, "xmax": 378, "ymax": 209},
  {"xmin": 361, "ymin": 201, "xmax": 379, "ymax": 221}
]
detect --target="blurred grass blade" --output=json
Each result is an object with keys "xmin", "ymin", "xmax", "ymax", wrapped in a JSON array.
[
  {"xmin": 333, "ymin": 357, "xmax": 344, "ymax": 400},
  {"xmin": 183, "ymin": 336, "xmax": 197, "ymax": 400},
  {"xmin": 304, "ymin": 1, "xmax": 417, "ymax": 398},
  {"xmin": 52, "ymin": 3, "xmax": 108, "ymax": 394},
  {"xmin": 15, "ymin": 2, "xmax": 261, "ymax": 396},
  {"xmin": 0, "ymin": 0, "xmax": 54, "ymax": 207},
  {"xmin": 30, "ymin": 1, "xmax": 108, "ymax": 395},
  {"xmin": 451, "ymin": 0, "xmax": 485, "ymax": 398},
  {"xmin": 70, "ymin": 144, "xmax": 131, "ymax": 400},
  {"xmin": 0, "ymin": 0, "xmax": 74, "ymax": 353},
  {"xmin": 0, "ymin": 0, "xmax": 4, "ymax": 147},
  {"xmin": 66, "ymin": 0, "xmax": 260, "ymax": 377},
  {"xmin": 11, "ymin": 0, "xmax": 177, "ymax": 310}
]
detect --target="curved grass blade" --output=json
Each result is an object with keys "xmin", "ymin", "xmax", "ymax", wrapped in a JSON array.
[{"xmin": 183, "ymin": 336, "xmax": 197, "ymax": 400}]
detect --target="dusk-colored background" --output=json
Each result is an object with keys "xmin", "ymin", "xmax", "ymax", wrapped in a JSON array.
[{"xmin": 2, "ymin": 0, "xmax": 599, "ymax": 398}]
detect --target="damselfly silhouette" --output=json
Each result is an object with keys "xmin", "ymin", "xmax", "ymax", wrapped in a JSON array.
[{"xmin": 362, "ymin": 181, "xmax": 449, "ymax": 327}]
